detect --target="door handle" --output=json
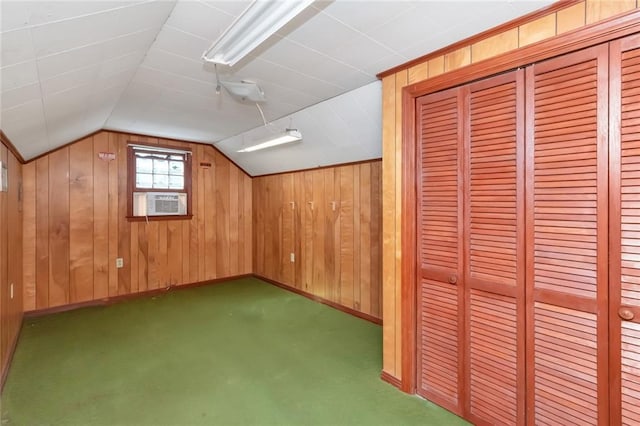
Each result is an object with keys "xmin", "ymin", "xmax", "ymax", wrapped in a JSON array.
[
  {"xmin": 448, "ymin": 275, "xmax": 457, "ymax": 285},
  {"xmin": 619, "ymin": 308, "xmax": 635, "ymax": 321}
]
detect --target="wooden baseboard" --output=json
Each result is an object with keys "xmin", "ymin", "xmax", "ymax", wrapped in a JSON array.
[
  {"xmin": 24, "ymin": 274, "xmax": 253, "ymax": 318},
  {"xmin": 380, "ymin": 370, "xmax": 403, "ymax": 390},
  {"xmin": 1, "ymin": 313, "xmax": 24, "ymax": 393},
  {"xmin": 254, "ymin": 274, "xmax": 382, "ymax": 325}
]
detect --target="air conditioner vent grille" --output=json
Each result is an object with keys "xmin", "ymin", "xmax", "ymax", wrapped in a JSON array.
[
  {"xmin": 154, "ymin": 196, "xmax": 180, "ymax": 214},
  {"xmin": 132, "ymin": 192, "xmax": 187, "ymax": 216}
]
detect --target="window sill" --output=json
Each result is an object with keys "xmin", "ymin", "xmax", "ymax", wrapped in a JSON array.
[{"xmin": 126, "ymin": 215, "xmax": 193, "ymax": 222}]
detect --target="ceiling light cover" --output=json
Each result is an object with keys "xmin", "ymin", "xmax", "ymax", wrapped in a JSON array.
[
  {"xmin": 202, "ymin": 0, "xmax": 315, "ymax": 66},
  {"xmin": 237, "ymin": 129, "xmax": 302, "ymax": 152},
  {"xmin": 221, "ymin": 80, "xmax": 266, "ymax": 102}
]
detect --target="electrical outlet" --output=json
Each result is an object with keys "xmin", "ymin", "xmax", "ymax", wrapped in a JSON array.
[
  {"xmin": 116, "ymin": 258, "xmax": 124, "ymax": 268},
  {"xmin": 10, "ymin": 283, "xmax": 13, "ymax": 299},
  {"xmin": 290, "ymin": 253, "xmax": 295, "ymax": 263}
]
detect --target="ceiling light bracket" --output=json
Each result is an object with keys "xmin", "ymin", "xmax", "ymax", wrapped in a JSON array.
[{"xmin": 202, "ymin": 0, "xmax": 314, "ymax": 67}]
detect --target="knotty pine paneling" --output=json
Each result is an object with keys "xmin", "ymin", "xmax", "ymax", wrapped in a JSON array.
[
  {"xmin": 22, "ymin": 131, "xmax": 252, "ymax": 311},
  {"xmin": 557, "ymin": 2, "xmax": 586, "ymax": 34},
  {"xmin": 472, "ymin": 28, "xmax": 520, "ymax": 63},
  {"xmin": 253, "ymin": 161, "xmax": 382, "ymax": 319},
  {"xmin": 586, "ymin": 0, "xmax": 637, "ymax": 24},
  {"xmin": 444, "ymin": 47, "xmax": 471, "ymax": 73},
  {"xmin": 427, "ymin": 56, "xmax": 445, "ymax": 78},
  {"xmin": 518, "ymin": 14, "xmax": 556, "ymax": 47},
  {"xmin": 379, "ymin": 0, "xmax": 640, "ymax": 385},
  {"xmin": 408, "ymin": 62, "xmax": 428, "ymax": 85},
  {"xmin": 0, "ymin": 143, "xmax": 23, "ymax": 386}
]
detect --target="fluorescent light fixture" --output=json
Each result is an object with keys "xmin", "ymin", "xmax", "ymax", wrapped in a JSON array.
[
  {"xmin": 202, "ymin": 0, "xmax": 314, "ymax": 66},
  {"xmin": 238, "ymin": 129, "xmax": 302, "ymax": 153}
]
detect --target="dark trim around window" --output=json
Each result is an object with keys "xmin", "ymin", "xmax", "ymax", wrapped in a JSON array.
[{"xmin": 126, "ymin": 142, "xmax": 193, "ymax": 220}]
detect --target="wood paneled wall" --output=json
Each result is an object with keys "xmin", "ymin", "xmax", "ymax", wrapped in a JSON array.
[
  {"xmin": 380, "ymin": 0, "xmax": 640, "ymax": 382},
  {"xmin": 0, "ymin": 142, "xmax": 23, "ymax": 385},
  {"xmin": 22, "ymin": 131, "xmax": 252, "ymax": 311},
  {"xmin": 253, "ymin": 162, "xmax": 382, "ymax": 319}
]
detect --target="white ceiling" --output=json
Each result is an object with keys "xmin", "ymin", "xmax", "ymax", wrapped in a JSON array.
[{"xmin": 0, "ymin": 0, "xmax": 554, "ymax": 173}]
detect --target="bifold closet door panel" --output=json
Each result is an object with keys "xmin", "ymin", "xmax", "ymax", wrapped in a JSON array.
[
  {"xmin": 610, "ymin": 33, "xmax": 640, "ymax": 426},
  {"xmin": 416, "ymin": 86, "xmax": 465, "ymax": 413},
  {"xmin": 465, "ymin": 69, "xmax": 525, "ymax": 425},
  {"xmin": 526, "ymin": 44, "xmax": 610, "ymax": 425}
]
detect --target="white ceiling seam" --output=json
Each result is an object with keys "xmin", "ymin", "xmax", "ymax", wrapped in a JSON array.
[
  {"xmin": 0, "ymin": 1, "xmax": 150, "ymax": 33},
  {"xmin": 99, "ymin": 1, "xmax": 179, "ymax": 139},
  {"xmin": 32, "ymin": 23, "xmax": 51, "ymax": 150},
  {"xmin": 267, "ymin": 34, "xmax": 376, "ymax": 78},
  {"xmin": 258, "ymin": 55, "xmax": 355, "ymax": 90},
  {"xmin": 215, "ymin": 81, "xmax": 383, "ymax": 176},
  {"xmin": 309, "ymin": 4, "xmax": 410, "ymax": 62},
  {"xmin": 1, "ymin": 0, "xmax": 555, "ymax": 173},
  {"xmin": 0, "ymin": 0, "xmax": 177, "ymax": 157}
]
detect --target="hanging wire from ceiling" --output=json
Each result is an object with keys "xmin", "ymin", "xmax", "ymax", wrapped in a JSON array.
[
  {"xmin": 255, "ymin": 103, "xmax": 279, "ymax": 134},
  {"xmin": 256, "ymin": 103, "xmax": 267, "ymax": 126},
  {"xmin": 214, "ymin": 64, "xmax": 222, "ymax": 95}
]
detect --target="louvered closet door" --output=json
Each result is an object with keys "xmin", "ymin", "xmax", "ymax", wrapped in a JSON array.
[
  {"xmin": 465, "ymin": 70, "xmax": 525, "ymax": 425},
  {"xmin": 416, "ymin": 86, "xmax": 464, "ymax": 414},
  {"xmin": 526, "ymin": 45, "xmax": 609, "ymax": 425},
  {"xmin": 610, "ymin": 33, "xmax": 640, "ymax": 426}
]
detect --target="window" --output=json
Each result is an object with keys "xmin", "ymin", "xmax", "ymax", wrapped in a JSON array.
[{"xmin": 127, "ymin": 143, "xmax": 192, "ymax": 220}]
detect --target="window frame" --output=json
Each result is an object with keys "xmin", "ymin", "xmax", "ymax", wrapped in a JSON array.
[{"xmin": 127, "ymin": 142, "xmax": 193, "ymax": 221}]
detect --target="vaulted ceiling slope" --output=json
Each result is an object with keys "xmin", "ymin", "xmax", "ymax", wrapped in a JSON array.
[{"xmin": 1, "ymin": 0, "xmax": 553, "ymax": 173}]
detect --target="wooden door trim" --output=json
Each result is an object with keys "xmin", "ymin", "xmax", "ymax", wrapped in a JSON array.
[
  {"xmin": 401, "ymin": 7, "xmax": 640, "ymax": 417},
  {"xmin": 608, "ymin": 35, "xmax": 623, "ymax": 426},
  {"xmin": 401, "ymin": 81, "xmax": 417, "ymax": 393},
  {"xmin": 514, "ymin": 68, "xmax": 527, "ymax": 426},
  {"xmin": 403, "ymin": 11, "xmax": 640, "ymax": 101},
  {"xmin": 608, "ymin": 31, "xmax": 640, "ymax": 426},
  {"xmin": 458, "ymin": 85, "xmax": 470, "ymax": 416},
  {"xmin": 595, "ymin": 42, "xmax": 612, "ymax": 425},
  {"xmin": 524, "ymin": 65, "xmax": 536, "ymax": 425}
]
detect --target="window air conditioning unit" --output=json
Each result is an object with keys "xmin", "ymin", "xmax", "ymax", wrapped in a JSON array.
[{"xmin": 133, "ymin": 192, "xmax": 187, "ymax": 216}]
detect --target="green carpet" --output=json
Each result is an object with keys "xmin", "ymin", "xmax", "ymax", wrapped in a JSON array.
[{"xmin": 1, "ymin": 277, "xmax": 467, "ymax": 425}]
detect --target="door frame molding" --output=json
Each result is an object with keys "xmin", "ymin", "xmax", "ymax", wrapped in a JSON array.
[{"xmin": 400, "ymin": 9, "xmax": 640, "ymax": 396}]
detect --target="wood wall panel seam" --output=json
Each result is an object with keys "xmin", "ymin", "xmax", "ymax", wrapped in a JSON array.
[
  {"xmin": 400, "ymin": 14, "xmax": 640, "ymax": 425},
  {"xmin": 388, "ymin": 14, "xmax": 640, "ymax": 395},
  {"xmin": 0, "ymin": 130, "xmax": 26, "ymax": 164},
  {"xmin": 0, "ymin": 145, "xmax": 24, "ymax": 391},
  {"xmin": 253, "ymin": 158, "xmax": 383, "ymax": 178},
  {"xmin": 381, "ymin": 74, "xmax": 398, "ymax": 376},
  {"xmin": 377, "ymin": 0, "xmax": 584, "ymax": 78},
  {"xmin": 403, "ymin": 10, "xmax": 640, "ymax": 100},
  {"xmin": 256, "ymin": 275, "xmax": 382, "ymax": 324},
  {"xmin": 394, "ymin": 70, "xmax": 407, "ymax": 379},
  {"xmin": 24, "ymin": 274, "xmax": 253, "ymax": 317},
  {"xmin": 253, "ymin": 161, "xmax": 382, "ymax": 320},
  {"xmin": 21, "ymin": 130, "xmax": 252, "ymax": 311}
]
